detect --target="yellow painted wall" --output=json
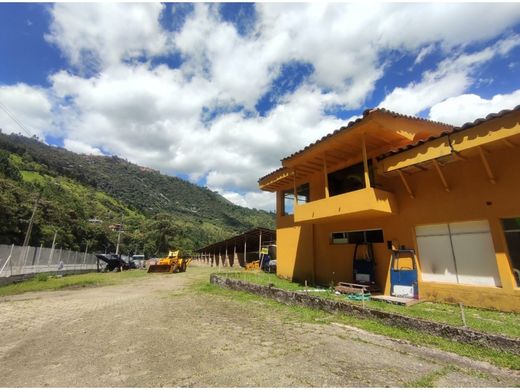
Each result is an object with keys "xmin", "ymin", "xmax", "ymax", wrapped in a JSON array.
[
  {"xmin": 276, "ymin": 214, "xmax": 315, "ymax": 283},
  {"xmin": 275, "ymin": 141, "xmax": 520, "ymax": 312}
]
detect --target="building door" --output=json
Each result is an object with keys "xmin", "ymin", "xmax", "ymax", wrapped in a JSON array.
[
  {"xmin": 415, "ymin": 220, "xmax": 501, "ymax": 287},
  {"xmin": 502, "ymin": 218, "xmax": 520, "ymax": 287}
]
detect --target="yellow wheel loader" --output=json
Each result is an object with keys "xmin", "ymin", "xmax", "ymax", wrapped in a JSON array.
[{"xmin": 147, "ymin": 250, "xmax": 191, "ymax": 273}]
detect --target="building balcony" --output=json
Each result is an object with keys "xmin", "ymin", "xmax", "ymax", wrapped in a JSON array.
[{"xmin": 293, "ymin": 187, "xmax": 398, "ymax": 224}]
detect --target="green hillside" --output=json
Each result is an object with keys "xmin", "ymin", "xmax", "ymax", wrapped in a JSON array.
[{"xmin": 0, "ymin": 131, "xmax": 275, "ymax": 256}]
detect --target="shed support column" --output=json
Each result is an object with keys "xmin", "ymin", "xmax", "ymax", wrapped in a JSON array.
[
  {"xmin": 244, "ymin": 240, "xmax": 247, "ymax": 267},
  {"xmin": 323, "ymin": 155, "xmax": 329, "ymax": 198},
  {"xmin": 258, "ymin": 231, "xmax": 262, "ymax": 262},
  {"xmin": 398, "ymin": 170, "xmax": 415, "ymax": 199},
  {"xmin": 361, "ymin": 134, "xmax": 371, "ymax": 188},
  {"xmin": 293, "ymin": 168, "xmax": 298, "ymax": 208},
  {"xmin": 478, "ymin": 147, "xmax": 496, "ymax": 184},
  {"xmin": 432, "ymin": 159, "xmax": 450, "ymax": 192},
  {"xmin": 233, "ymin": 245, "xmax": 237, "ymax": 267},
  {"xmin": 225, "ymin": 247, "xmax": 228, "ymax": 267}
]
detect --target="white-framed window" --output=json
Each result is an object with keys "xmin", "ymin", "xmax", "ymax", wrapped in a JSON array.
[
  {"xmin": 415, "ymin": 220, "xmax": 501, "ymax": 287},
  {"xmin": 331, "ymin": 229, "xmax": 384, "ymax": 244}
]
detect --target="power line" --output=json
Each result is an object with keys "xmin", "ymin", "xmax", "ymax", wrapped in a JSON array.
[{"xmin": 0, "ymin": 100, "xmax": 33, "ymax": 137}]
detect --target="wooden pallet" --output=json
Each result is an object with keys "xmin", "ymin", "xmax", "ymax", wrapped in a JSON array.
[
  {"xmin": 335, "ymin": 282, "xmax": 380, "ymax": 294},
  {"xmin": 371, "ymin": 295, "xmax": 423, "ymax": 306}
]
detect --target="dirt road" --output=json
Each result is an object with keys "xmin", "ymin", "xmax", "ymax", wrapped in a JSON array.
[{"xmin": 0, "ymin": 265, "xmax": 518, "ymax": 387}]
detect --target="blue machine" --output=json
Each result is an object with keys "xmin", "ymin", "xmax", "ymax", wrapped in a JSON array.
[{"xmin": 389, "ymin": 244, "xmax": 419, "ymax": 299}]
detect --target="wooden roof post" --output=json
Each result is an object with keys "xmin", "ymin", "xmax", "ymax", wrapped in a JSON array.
[
  {"xmin": 323, "ymin": 155, "xmax": 330, "ymax": 198},
  {"xmin": 432, "ymin": 159, "xmax": 450, "ymax": 192},
  {"xmin": 362, "ymin": 133, "xmax": 371, "ymax": 188},
  {"xmin": 398, "ymin": 170, "xmax": 415, "ymax": 199},
  {"xmin": 478, "ymin": 147, "xmax": 496, "ymax": 184},
  {"xmin": 293, "ymin": 168, "xmax": 298, "ymax": 208}
]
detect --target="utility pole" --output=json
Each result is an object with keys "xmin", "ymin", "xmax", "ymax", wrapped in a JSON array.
[
  {"xmin": 115, "ymin": 213, "xmax": 123, "ymax": 255},
  {"xmin": 22, "ymin": 192, "xmax": 41, "ymax": 248},
  {"xmin": 21, "ymin": 192, "xmax": 41, "ymax": 271},
  {"xmin": 48, "ymin": 230, "xmax": 57, "ymax": 267}
]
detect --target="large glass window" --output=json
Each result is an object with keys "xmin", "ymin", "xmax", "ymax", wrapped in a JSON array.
[
  {"xmin": 327, "ymin": 161, "xmax": 374, "ymax": 197},
  {"xmin": 502, "ymin": 218, "xmax": 520, "ymax": 287},
  {"xmin": 281, "ymin": 183, "xmax": 309, "ymax": 216}
]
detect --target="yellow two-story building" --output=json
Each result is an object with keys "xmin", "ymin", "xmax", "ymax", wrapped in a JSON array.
[{"xmin": 258, "ymin": 106, "xmax": 520, "ymax": 312}]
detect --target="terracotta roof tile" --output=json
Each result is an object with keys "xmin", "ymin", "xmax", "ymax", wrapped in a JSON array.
[
  {"xmin": 280, "ymin": 107, "xmax": 452, "ymax": 162},
  {"xmin": 258, "ymin": 107, "xmax": 453, "ymax": 183},
  {"xmin": 258, "ymin": 166, "xmax": 288, "ymax": 183},
  {"xmin": 377, "ymin": 104, "xmax": 520, "ymax": 160}
]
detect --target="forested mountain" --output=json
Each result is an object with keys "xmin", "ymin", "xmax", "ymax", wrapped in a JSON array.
[{"xmin": 0, "ymin": 131, "xmax": 275, "ymax": 256}]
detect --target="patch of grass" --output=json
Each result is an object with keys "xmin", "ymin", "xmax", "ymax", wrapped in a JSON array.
[
  {"xmin": 20, "ymin": 170, "xmax": 47, "ymax": 185},
  {"xmin": 196, "ymin": 280, "xmax": 520, "ymax": 371},
  {"xmin": 216, "ymin": 271, "xmax": 310, "ymax": 291},
  {"xmin": 0, "ymin": 270, "xmax": 149, "ymax": 297},
  {"xmin": 218, "ymin": 271, "xmax": 520, "ymax": 339},
  {"xmin": 405, "ymin": 366, "xmax": 456, "ymax": 388},
  {"xmin": 36, "ymin": 273, "xmax": 49, "ymax": 282}
]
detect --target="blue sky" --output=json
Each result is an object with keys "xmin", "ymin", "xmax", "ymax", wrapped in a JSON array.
[{"xmin": 0, "ymin": 3, "xmax": 519, "ymax": 210}]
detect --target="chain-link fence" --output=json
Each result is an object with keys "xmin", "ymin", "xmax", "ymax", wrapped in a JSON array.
[{"xmin": 0, "ymin": 244, "xmax": 98, "ymax": 277}]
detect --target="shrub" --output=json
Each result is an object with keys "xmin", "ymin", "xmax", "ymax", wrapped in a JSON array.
[{"xmin": 36, "ymin": 273, "xmax": 49, "ymax": 282}]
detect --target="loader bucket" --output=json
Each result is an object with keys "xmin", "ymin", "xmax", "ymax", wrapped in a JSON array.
[{"xmin": 147, "ymin": 264, "xmax": 177, "ymax": 273}]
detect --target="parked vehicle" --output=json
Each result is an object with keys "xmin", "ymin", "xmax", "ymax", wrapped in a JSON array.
[
  {"xmin": 95, "ymin": 253, "xmax": 136, "ymax": 272},
  {"xmin": 131, "ymin": 254, "xmax": 146, "ymax": 269},
  {"xmin": 260, "ymin": 244, "xmax": 277, "ymax": 273},
  {"xmin": 147, "ymin": 250, "xmax": 191, "ymax": 273}
]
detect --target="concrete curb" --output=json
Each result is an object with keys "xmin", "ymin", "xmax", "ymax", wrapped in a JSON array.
[
  {"xmin": 0, "ymin": 270, "xmax": 95, "ymax": 287},
  {"xmin": 210, "ymin": 273, "xmax": 520, "ymax": 355}
]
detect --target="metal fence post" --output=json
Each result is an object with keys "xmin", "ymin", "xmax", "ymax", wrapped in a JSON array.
[
  {"xmin": 0, "ymin": 244, "xmax": 14, "ymax": 276},
  {"xmin": 35, "ymin": 243, "xmax": 43, "ymax": 273}
]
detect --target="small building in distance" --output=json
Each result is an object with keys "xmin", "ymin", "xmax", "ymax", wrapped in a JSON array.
[{"xmin": 259, "ymin": 106, "xmax": 520, "ymax": 312}]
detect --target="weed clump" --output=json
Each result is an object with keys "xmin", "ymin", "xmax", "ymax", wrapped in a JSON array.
[{"xmin": 36, "ymin": 273, "xmax": 49, "ymax": 282}]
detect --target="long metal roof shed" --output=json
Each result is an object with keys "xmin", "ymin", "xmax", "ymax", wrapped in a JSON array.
[{"xmin": 195, "ymin": 227, "xmax": 276, "ymax": 267}]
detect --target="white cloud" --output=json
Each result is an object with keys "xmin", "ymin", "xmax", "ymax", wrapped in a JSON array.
[
  {"xmin": 26, "ymin": 3, "xmax": 520, "ymax": 210},
  {"xmin": 0, "ymin": 84, "xmax": 55, "ymax": 138},
  {"xmin": 413, "ymin": 45, "xmax": 435, "ymax": 66},
  {"xmin": 428, "ymin": 90, "xmax": 520, "ymax": 126},
  {"xmin": 45, "ymin": 3, "xmax": 169, "ymax": 69},
  {"xmin": 379, "ymin": 35, "xmax": 520, "ymax": 115},
  {"xmin": 63, "ymin": 139, "xmax": 103, "ymax": 155},
  {"xmin": 217, "ymin": 189, "xmax": 276, "ymax": 212}
]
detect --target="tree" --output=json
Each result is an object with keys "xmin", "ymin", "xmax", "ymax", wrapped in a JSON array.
[{"xmin": 0, "ymin": 151, "xmax": 22, "ymax": 181}]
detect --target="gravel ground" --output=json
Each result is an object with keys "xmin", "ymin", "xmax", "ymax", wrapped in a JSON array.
[{"xmin": 0, "ymin": 264, "xmax": 518, "ymax": 387}]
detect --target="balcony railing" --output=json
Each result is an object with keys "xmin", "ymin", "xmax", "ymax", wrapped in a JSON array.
[{"xmin": 293, "ymin": 187, "xmax": 397, "ymax": 223}]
